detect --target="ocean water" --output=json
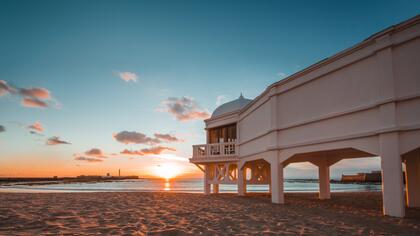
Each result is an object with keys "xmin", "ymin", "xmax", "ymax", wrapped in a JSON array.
[{"xmin": 0, "ymin": 178, "xmax": 382, "ymax": 193}]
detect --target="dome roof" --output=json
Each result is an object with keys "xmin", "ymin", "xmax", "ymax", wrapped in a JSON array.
[{"xmin": 211, "ymin": 94, "xmax": 252, "ymax": 118}]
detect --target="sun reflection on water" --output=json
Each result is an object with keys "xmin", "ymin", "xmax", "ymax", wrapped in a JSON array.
[{"xmin": 164, "ymin": 180, "xmax": 171, "ymax": 191}]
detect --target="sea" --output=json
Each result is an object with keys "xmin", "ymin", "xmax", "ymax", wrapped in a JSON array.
[{"xmin": 0, "ymin": 178, "xmax": 382, "ymax": 193}]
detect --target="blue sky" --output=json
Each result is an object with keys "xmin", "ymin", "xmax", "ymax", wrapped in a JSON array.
[{"xmin": 0, "ymin": 0, "xmax": 419, "ymax": 178}]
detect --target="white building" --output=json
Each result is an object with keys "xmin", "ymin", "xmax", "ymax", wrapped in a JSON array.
[{"xmin": 190, "ymin": 15, "xmax": 420, "ymax": 218}]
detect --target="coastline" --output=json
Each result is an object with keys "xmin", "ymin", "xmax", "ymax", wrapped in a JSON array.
[
  {"xmin": 0, "ymin": 178, "xmax": 382, "ymax": 194},
  {"xmin": 1, "ymin": 192, "xmax": 419, "ymax": 235}
]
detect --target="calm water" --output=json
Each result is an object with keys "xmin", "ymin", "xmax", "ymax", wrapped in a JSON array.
[{"xmin": 0, "ymin": 178, "xmax": 382, "ymax": 193}]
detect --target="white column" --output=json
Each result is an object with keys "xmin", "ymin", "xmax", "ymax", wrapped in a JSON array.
[
  {"xmin": 318, "ymin": 161, "xmax": 331, "ymax": 200},
  {"xmin": 380, "ymin": 132, "xmax": 405, "ymax": 217},
  {"xmin": 270, "ymin": 160, "xmax": 284, "ymax": 204},
  {"xmin": 238, "ymin": 166, "xmax": 246, "ymax": 196},
  {"xmin": 204, "ymin": 165, "xmax": 211, "ymax": 195},
  {"xmin": 213, "ymin": 184, "xmax": 219, "ymax": 194},
  {"xmin": 405, "ymin": 150, "xmax": 420, "ymax": 208}
]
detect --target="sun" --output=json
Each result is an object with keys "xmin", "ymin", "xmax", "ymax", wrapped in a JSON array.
[{"xmin": 152, "ymin": 163, "xmax": 181, "ymax": 180}]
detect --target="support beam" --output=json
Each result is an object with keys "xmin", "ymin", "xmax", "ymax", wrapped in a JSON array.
[
  {"xmin": 204, "ymin": 165, "xmax": 211, "ymax": 195},
  {"xmin": 380, "ymin": 133, "xmax": 405, "ymax": 217},
  {"xmin": 213, "ymin": 184, "xmax": 219, "ymax": 194},
  {"xmin": 405, "ymin": 150, "xmax": 420, "ymax": 208},
  {"xmin": 318, "ymin": 160, "xmax": 331, "ymax": 200},
  {"xmin": 238, "ymin": 166, "xmax": 246, "ymax": 196},
  {"xmin": 194, "ymin": 164, "xmax": 204, "ymax": 172},
  {"xmin": 270, "ymin": 160, "xmax": 284, "ymax": 204}
]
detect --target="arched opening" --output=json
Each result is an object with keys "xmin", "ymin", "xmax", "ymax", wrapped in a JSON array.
[
  {"xmin": 242, "ymin": 159, "xmax": 271, "ymax": 193},
  {"xmin": 282, "ymin": 147, "xmax": 381, "ymax": 201}
]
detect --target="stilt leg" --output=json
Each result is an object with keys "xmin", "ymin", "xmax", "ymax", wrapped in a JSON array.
[
  {"xmin": 380, "ymin": 133, "xmax": 405, "ymax": 217},
  {"xmin": 405, "ymin": 150, "xmax": 420, "ymax": 207}
]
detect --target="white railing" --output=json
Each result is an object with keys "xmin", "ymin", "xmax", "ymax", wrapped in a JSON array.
[{"xmin": 192, "ymin": 142, "xmax": 237, "ymax": 158}]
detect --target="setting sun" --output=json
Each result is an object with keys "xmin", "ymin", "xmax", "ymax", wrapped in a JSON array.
[{"xmin": 152, "ymin": 163, "xmax": 181, "ymax": 180}]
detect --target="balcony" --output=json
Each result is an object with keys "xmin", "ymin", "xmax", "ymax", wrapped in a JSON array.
[{"xmin": 192, "ymin": 142, "xmax": 238, "ymax": 159}]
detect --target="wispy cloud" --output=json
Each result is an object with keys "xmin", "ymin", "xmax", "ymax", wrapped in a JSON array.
[
  {"xmin": 46, "ymin": 136, "xmax": 71, "ymax": 145},
  {"xmin": 117, "ymin": 71, "xmax": 138, "ymax": 82},
  {"xmin": 0, "ymin": 125, "xmax": 5, "ymax": 133},
  {"xmin": 158, "ymin": 96, "xmax": 210, "ymax": 121},
  {"xmin": 121, "ymin": 146, "xmax": 176, "ymax": 156},
  {"xmin": 0, "ymin": 80, "xmax": 16, "ymax": 96},
  {"xmin": 141, "ymin": 146, "xmax": 176, "ymax": 155},
  {"xmin": 154, "ymin": 133, "xmax": 181, "ymax": 142},
  {"xmin": 75, "ymin": 156, "xmax": 103, "ymax": 162},
  {"xmin": 27, "ymin": 121, "xmax": 44, "ymax": 133},
  {"xmin": 114, "ymin": 131, "xmax": 161, "ymax": 145},
  {"xmin": 216, "ymin": 95, "xmax": 227, "ymax": 106},
  {"xmin": 120, "ymin": 149, "xmax": 143, "ymax": 155}
]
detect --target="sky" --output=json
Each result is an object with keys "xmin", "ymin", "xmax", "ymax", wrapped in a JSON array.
[{"xmin": 0, "ymin": 0, "xmax": 419, "ymax": 178}]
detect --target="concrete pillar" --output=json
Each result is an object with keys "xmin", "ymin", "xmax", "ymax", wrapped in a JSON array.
[
  {"xmin": 213, "ymin": 184, "xmax": 219, "ymax": 194},
  {"xmin": 238, "ymin": 166, "xmax": 246, "ymax": 196},
  {"xmin": 270, "ymin": 161, "xmax": 284, "ymax": 204},
  {"xmin": 204, "ymin": 165, "xmax": 211, "ymax": 195},
  {"xmin": 405, "ymin": 150, "xmax": 420, "ymax": 208},
  {"xmin": 318, "ymin": 161, "xmax": 331, "ymax": 200},
  {"xmin": 380, "ymin": 132, "xmax": 405, "ymax": 217}
]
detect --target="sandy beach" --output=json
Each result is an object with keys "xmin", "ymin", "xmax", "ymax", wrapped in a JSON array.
[{"xmin": 0, "ymin": 192, "xmax": 419, "ymax": 235}]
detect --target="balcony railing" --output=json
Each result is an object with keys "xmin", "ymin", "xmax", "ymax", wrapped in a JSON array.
[{"xmin": 192, "ymin": 142, "xmax": 238, "ymax": 158}]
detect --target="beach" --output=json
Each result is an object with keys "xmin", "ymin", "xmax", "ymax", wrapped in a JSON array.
[{"xmin": 1, "ymin": 192, "xmax": 419, "ymax": 235}]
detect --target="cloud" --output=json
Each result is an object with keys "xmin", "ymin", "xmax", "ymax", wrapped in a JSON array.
[
  {"xmin": 46, "ymin": 136, "xmax": 71, "ymax": 145},
  {"xmin": 21, "ymin": 98, "xmax": 49, "ymax": 108},
  {"xmin": 0, "ymin": 80, "xmax": 16, "ymax": 96},
  {"xmin": 113, "ymin": 131, "xmax": 160, "ymax": 145},
  {"xmin": 158, "ymin": 96, "xmax": 210, "ymax": 121},
  {"xmin": 154, "ymin": 133, "xmax": 181, "ymax": 142},
  {"xmin": 84, "ymin": 148, "xmax": 108, "ymax": 158},
  {"xmin": 0, "ymin": 125, "xmax": 5, "ymax": 133},
  {"xmin": 216, "ymin": 95, "xmax": 227, "ymax": 106},
  {"xmin": 27, "ymin": 121, "xmax": 44, "ymax": 133},
  {"xmin": 19, "ymin": 87, "xmax": 53, "ymax": 109},
  {"xmin": 75, "ymin": 156, "xmax": 103, "ymax": 162},
  {"xmin": 120, "ymin": 146, "xmax": 176, "ymax": 156},
  {"xmin": 117, "ymin": 71, "xmax": 138, "ymax": 82},
  {"xmin": 121, "ymin": 149, "xmax": 143, "ymax": 155},
  {"xmin": 0, "ymin": 80, "xmax": 58, "ymax": 109},
  {"xmin": 19, "ymin": 88, "xmax": 51, "ymax": 99},
  {"xmin": 141, "ymin": 146, "xmax": 176, "ymax": 155},
  {"xmin": 72, "ymin": 148, "xmax": 109, "ymax": 163}
]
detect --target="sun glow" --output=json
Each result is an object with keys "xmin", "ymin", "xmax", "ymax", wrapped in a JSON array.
[{"xmin": 152, "ymin": 163, "xmax": 181, "ymax": 180}]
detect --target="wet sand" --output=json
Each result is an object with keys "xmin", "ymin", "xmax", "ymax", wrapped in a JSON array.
[{"xmin": 0, "ymin": 192, "xmax": 419, "ymax": 235}]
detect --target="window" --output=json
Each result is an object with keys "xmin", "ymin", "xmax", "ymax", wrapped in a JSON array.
[{"xmin": 208, "ymin": 123, "xmax": 236, "ymax": 143}]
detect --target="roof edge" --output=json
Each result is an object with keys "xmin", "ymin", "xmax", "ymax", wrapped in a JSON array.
[{"xmin": 238, "ymin": 14, "xmax": 420, "ymax": 116}]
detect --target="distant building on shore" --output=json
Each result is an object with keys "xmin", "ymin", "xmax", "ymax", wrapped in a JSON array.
[
  {"xmin": 341, "ymin": 171, "xmax": 382, "ymax": 183},
  {"xmin": 76, "ymin": 174, "xmax": 139, "ymax": 180},
  {"xmin": 77, "ymin": 175, "xmax": 102, "ymax": 179}
]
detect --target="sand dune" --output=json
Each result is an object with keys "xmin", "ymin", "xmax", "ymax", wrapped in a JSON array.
[{"xmin": 0, "ymin": 192, "xmax": 419, "ymax": 235}]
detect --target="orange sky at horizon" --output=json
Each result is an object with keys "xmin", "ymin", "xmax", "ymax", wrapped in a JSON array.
[{"xmin": 0, "ymin": 152, "xmax": 202, "ymax": 178}]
